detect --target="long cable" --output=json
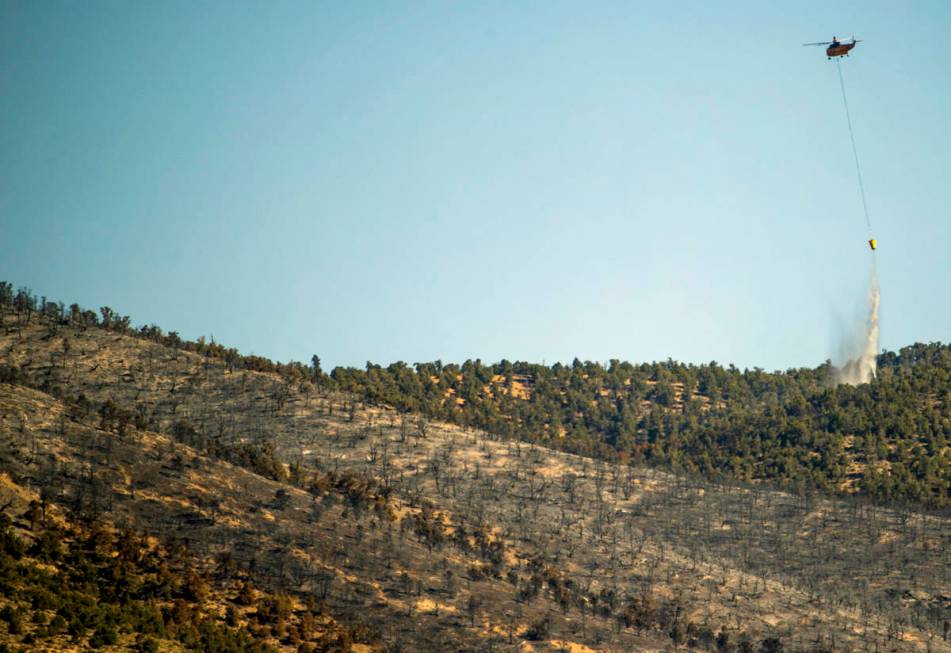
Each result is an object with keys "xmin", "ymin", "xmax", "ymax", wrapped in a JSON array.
[{"xmin": 836, "ymin": 59, "xmax": 873, "ymax": 236}]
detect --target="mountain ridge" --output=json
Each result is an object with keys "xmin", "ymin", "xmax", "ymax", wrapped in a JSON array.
[
  {"xmin": 0, "ymin": 281, "xmax": 948, "ymax": 651},
  {"xmin": 4, "ymin": 281, "xmax": 945, "ymax": 509}
]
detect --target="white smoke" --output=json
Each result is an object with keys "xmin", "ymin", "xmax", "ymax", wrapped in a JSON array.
[{"xmin": 834, "ymin": 264, "xmax": 880, "ymax": 385}]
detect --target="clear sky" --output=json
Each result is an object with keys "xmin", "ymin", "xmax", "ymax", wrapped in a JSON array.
[{"xmin": 2, "ymin": 1, "xmax": 948, "ymax": 371}]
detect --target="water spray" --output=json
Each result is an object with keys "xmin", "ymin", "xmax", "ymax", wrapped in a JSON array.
[{"xmin": 835, "ymin": 263, "xmax": 880, "ymax": 385}]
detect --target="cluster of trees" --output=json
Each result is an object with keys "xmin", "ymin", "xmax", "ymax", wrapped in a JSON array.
[
  {"xmin": 330, "ymin": 351, "xmax": 950, "ymax": 508},
  {"xmin": 0, "ymin": 509, "xmax": 258, "ymax": 651},
  {"xmin": 0, "ymin": 283, "xmax": 314, "ymax": 383},
  {"xmin": 0, "ymin": 501, "xmax": 366, "ymax": 652}
]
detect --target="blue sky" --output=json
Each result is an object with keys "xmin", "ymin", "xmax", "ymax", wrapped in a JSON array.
[{"xmin": 2, "ymin": 1, "xmax": 948, "ymax": 371}]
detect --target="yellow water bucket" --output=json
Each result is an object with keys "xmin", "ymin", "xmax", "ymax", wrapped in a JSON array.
[{"xmin": 868, "ymin": 238, "xmax": 877, "ymax": 251}]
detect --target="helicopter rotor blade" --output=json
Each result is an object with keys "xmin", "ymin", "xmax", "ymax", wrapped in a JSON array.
[{"xmin": 803, "ymin": 42, "xmax": 832, "ymax": 46}]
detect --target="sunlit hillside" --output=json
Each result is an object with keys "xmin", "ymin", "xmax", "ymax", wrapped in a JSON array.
[{"xmin": 0, "ymin": 285, "xmax": 948, "ymax": 652}]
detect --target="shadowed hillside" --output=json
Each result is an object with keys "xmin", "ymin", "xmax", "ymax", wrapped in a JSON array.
[{"xmin": 0, "ymin": 467, "xmax": 365, "ymax": 653}]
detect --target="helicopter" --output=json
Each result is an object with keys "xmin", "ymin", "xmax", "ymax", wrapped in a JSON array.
[{"xmin": 803, "ymin": 36, "xmax": 862, "ymax": 59}]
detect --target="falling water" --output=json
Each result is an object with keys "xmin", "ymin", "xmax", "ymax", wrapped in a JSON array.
[{"xmin": 834, "ymin": 265, "xmax": 880, "ymax": 385}]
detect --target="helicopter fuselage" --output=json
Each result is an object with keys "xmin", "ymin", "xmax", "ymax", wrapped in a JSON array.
[{"xmin": 826, "ymin": 42, "xmax": 856, "ymax": 58}]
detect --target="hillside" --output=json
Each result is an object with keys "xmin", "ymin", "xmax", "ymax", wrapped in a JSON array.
[
  {"xmin": 0, "ymin": 466, "xmax": 363, "ymax": 653},
  {"xmin": 330, "ymin": 346, "xmax": 951, "ymax": 509},
  {"xmin": 0, "ymin": 284, "xmax": 948, "ymax": 652}
]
